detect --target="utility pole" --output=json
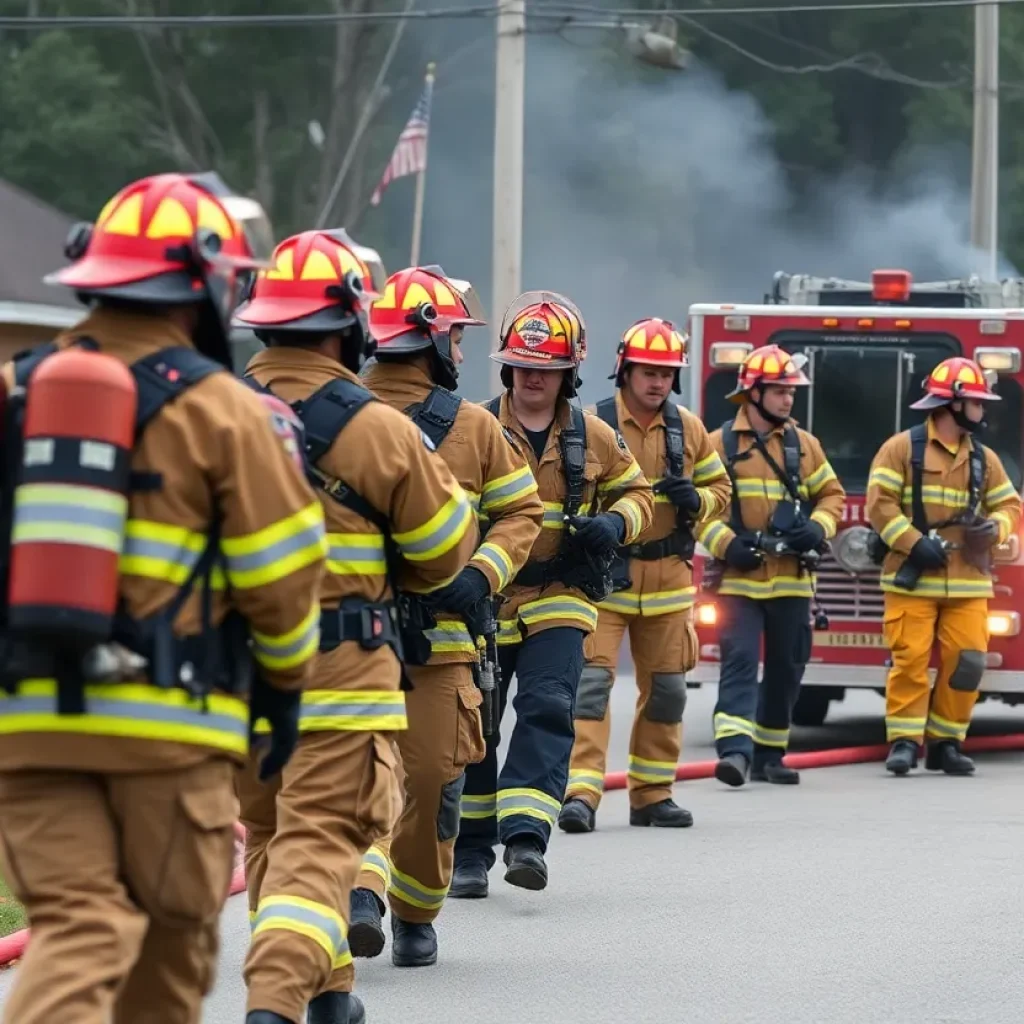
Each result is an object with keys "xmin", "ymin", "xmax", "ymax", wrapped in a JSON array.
[
  {"xmin": 970, "ymin": 1, "xmax": 999, "ymax": 280},
  {"xmin": 490, "ymin": 0, "xmax": 526, "ymax": 394}
]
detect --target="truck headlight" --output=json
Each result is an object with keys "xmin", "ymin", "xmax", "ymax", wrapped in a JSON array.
[{"xmin": 832, "ymin": 525, "xmax": 878, "ymax": 574}]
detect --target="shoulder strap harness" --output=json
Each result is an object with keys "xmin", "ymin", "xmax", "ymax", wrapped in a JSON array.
[
  {"xmin": 405, "ymin": 385, "xmax": 463, "ymax": 451},
  {"xmin": 661, "ymin": 401, "xmax": 686, "ymax": 480},
  {"xmin": 907, "ymin": 423, "xmax": 986, "ymax": 532}
]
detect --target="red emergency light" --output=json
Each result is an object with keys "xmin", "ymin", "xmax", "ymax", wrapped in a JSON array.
[{"xmin": 871, "ymin": 269, "xmax": 912, "ymax": 303}]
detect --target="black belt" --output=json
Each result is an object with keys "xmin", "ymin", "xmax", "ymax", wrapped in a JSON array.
[
  {"xmin": 320, "ymin": 600, "xmax": 401, "ymax": 653},
  {"xmin": 619, "ymin": 532, "xmax": 693, "ymax": 562}
]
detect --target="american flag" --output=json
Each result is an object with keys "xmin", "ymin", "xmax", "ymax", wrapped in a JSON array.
[{"xmin": 369, "ymin": 67, "xmax": 435, "ymax": 207}]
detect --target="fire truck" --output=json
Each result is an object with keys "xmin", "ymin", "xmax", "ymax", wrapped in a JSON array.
[{"xmin": 688, "ymin": 269, "xmax": 1024, "ymax": 725}]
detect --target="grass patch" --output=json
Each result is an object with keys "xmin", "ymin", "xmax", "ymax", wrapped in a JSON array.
[{"xmin": 0, "ymin": 876, "xmax": 25, "ymax": 937}]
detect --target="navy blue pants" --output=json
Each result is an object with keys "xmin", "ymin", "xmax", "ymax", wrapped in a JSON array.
[
  {"xmin": 455, "ymin": 626, "xmax": 584, "ymax": 868},
  {"xmin": 713, "ymin": 595, "xmax": 811, "ymax": 765}
]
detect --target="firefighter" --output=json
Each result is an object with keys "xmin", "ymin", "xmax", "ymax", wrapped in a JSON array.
[
  {"xmin": 866, "ymin": 357, "xmax": 1021, "ymax": 776},
  {"xmin": 0, "ymin": 173, "xmax": 326, "ymax": 1024},
  {"xmin": 233, "ymin": 234, "xmax": 480, "ymax": 1024},
  {"xmin": 698, "ymin": 344, "xmax": 845, "ymax": 787},
  {"xmin": 344, "ymin": 265, "xmax": 544, "ymax": 964},
  {"xmin": 558, "ymin": 319, "xmax": 731, "ymax": 833},
  {"xmin": 450, "ymin": 291, "xmax": 655, "ymax": 898}
]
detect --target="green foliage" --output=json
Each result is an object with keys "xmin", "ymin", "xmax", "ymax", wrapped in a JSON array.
[{"xmin": 0, "ymin": 876, "xmax": 24, "ymax": 939}]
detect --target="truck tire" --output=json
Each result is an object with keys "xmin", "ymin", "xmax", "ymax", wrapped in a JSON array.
[{"xmin": 792, "ymin": 689, "xmax": 832, "ymax": 727}]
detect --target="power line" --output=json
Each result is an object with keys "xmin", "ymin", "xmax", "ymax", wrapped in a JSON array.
[{"xmin": 1, "ymin": 0, "xmax": 1024, "ymax": 30}]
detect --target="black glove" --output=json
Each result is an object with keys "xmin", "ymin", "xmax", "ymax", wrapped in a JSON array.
[
  {"xmin": 570, "ymin": 512, "xmax": 625, "ymax": 557},
  {"xmin": 965, "ymin": 518, "xmax": 1000, "ymax": 550},
  {"xmin": 724, "ymin": 535, "xmax": 763, "ymax": 572},
  {"xmin": 653, "ymin": 476, "xmax": 701, "ymax": 515},
  {"xmin": 251, "ymin": 684, "xmax": 301, "ymax": 781},
  {"xmin": 783, "ymin": 518, "xmax": 826, "ymax": 554},
  {"xmin": 907, "ymin": 535, "xmax": 948, "ymax": 570},
  {"xmin": 427, "ymin": 565, "xmax": 491, "ymax": 615}
]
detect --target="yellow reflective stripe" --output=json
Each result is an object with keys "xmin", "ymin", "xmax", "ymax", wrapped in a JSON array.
[
  {"xmin": 541, "ymin": 501, "xmax": 565, "ymax": 529},
  {"xmin": 360, "ymin": 845, "xmax": 392, "ymax": 888},
  {"xmin": 717, "ymin": 576, "xmax": 813, "ymax": 599},
  {"xmin": 598, "ymin": 591, "xmax": 641, "ymax": 614},
  {"xmin": 496, "ymin": 787, "xmax": 561, "ymax": 826},
  {"xmin": 424, "ymin": 620, "xmax": 477, "ymax": 655},
  {"xmin": 460, "ymin": 792, "xmax": 497, "ymax": 819},
  {"xmin": 885, "ymin": 715, "xmax": 926, "ymax": 741},
  {"xmin": 925, "ymin": 712, "xmax": 969, "ymax": 742},
  {"xmin": 639, "ymin": 588, "xmax": 695, "ymax": 615},
  {"xmin": 880, "ymin": 574, "xmax": 993, "ymax": 598},
  {"xmin": 899, "ymin": 485, "xmax": 970, "ymax": 507},
  {"xmin": 471, "ymin": 541, "xmax": 515, "ymax": 591},
  {"xmin": 598, "ymin": 459, "xmax": 643, "ymax": 494},
  {"xmin": 986, "ymin": 480, "xmax": 1018, "ymax": 504},
  {"xmin": 880, "ymin": 516, "xmax": 913, "ymax": 547},
  {"xmin": 518, "ymin": 595, "xmax": 598, "ymax": 631},
  {"xmin": 627, "ymin": 754, "xmax": 677, "ymax": 784},
  {"xmin": 805, "ymin": 461, "xmax": 837, "ymax": 497},
  {"xmin": 609, "ymin": 496, "xmax": 644, "ymax": 543},
  {"xmin": 753, "ymin": 723, "xmax": 789, "ymax": 748},
  {"xmin": 12, "ymin": 483, "xmax": 127, "ymax": 553},
  {"xmin": 692, "ymin": 452, "xmax": 726, "ymax": 485},
  {"xmin": 869, "ymin": 466, "xmax": 904, "ymax": 494},
  {"xmin": 222, "ymin": 502, "xmax": 327, "ymax": 589},
  {"xmin": 251, "ymin": 602, "xmax": 320, "ymax": 672},
  {"xmin": 481, "ymin": 465, "xmax": 538, "ymax": 511},
  {"xmin": 326, "ymin": 531, "xmax": 387, "ymax": 576},
  {"xmin": 0, "ymin": 680, "xmax": 248, "ymax": 755},
  {"xmin": 254, "ymin": 689, "xmax": 407, "ymax": 733},
  {"xmin": 714, "ymin": 712, "xmax": 754, "ymax": 740},
  {"xmin": 251, "ymin": 895, "xmax": 351, "ymax": 969},
  {"xmin": 496, "ymin": 618, "xmax": 522, "ymax": 646},
  {"xmin": 393, "ymin": 487, "xmax": 474, "ymax": 562},
  {"xmin": 734, "ymin": 479, "xmax": 810, "ymax": 500},
  {"xmin": 810, "ymin": 509, "xmax": 838, "ymax": 540},
  {"xmin": 119, "ymin": 519, "xmax": 223, "ymax": 587},
  {"xmin": 389, "ymin": 865, "xmax": 448, "ymax": 910},
  {"xmin": 697, "ymin": 520, "xmax": 732, "ymax": 558},
  {"xmin": 567, "ymin": 768, "xmax": 605, "ymax": 795}
]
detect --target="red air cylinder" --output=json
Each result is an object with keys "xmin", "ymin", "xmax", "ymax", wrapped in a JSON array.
[{"xmin": 8, "ymin": 349, "xmax": 138, "ymax": 644}]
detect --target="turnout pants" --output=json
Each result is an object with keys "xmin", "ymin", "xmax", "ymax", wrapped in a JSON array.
[
  {"xmin": 0, "ymin": 759, "xmax": 237, "ymax": 1024},
  {"xmin": 456, "ymin": 626, "xmax": 585, "ymax": 869},
  {"xmin": 566, "ymin": 607, "xmax": 697, "ymax": 811},
  {"xmin": 883, "ymin": 593, "xmax": 988, "ymax": 744},
  {"xmin": 355, "ymin": 662, "xmax": 486, "ymax": 923},
  {"xmin": 713, "ymin": 594, "xmax": 811, "ymax": 764},
  {"xmin": 239, "ymin": 730, "xmax": 396, "ymax": 1022}
]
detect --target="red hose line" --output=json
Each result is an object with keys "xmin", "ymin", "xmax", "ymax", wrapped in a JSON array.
[{"xmin": 3, "ymin": 737, "xmax": 1023, "ymax": 969}]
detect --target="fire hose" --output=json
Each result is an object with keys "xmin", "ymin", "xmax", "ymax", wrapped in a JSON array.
[{"xmin": 2, "ymin": 734, "xmax": 1024, "ymax": 967}]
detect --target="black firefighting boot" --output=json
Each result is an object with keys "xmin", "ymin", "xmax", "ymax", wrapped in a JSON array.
[
  {"xmin": 885, "ymin": 739, "xmax": 920, "ymax": 776},
  {"xmin": 391, "ymin": 916, "xmax": 438, "ymax": 967},
  {"xmin": 503, "ymin": 835, "xmax": 548, "ymax": 891},
  {"xmin": 925, "ymin": 740, "xmax": 976, "ymax": 776},
  {"xmin": 307, "ymin": 992, "xmax": 366, "ymax": 1024},
  {"xmin": 752, "ymin": 755, "xmax": 800, "ymax": 785},
  {"xmin": 558, "ymin": 797, "xmax": 596, "ymax": 833},
  {"xmin": 448, "ymin": 853, "xmax": 489, "ymax": 899},
  {"xmin": 348, "ymin": 888, "xmax": 385, "ymax": 958},
  {"xmin": 629, "ymin": 798, "xmax": 694, "ymax": 827},
  {"xmin": 714, "ymin": 752, "xmax": 749, "ymax": 788}
]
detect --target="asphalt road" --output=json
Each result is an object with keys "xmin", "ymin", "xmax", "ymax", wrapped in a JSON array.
[{"xmin": 3, "ymin": 680, "xmax": 1023, "ymax": 1023}]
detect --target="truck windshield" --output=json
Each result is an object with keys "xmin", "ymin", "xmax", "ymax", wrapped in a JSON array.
[{"xmin": 700, "ymin": 331, "xmax": 1023, "ymax": 494}]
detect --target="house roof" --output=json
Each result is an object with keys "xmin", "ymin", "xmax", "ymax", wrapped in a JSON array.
[{"xmin": 0, "ymin": 178, "xmax": 79, "ymax": 309}]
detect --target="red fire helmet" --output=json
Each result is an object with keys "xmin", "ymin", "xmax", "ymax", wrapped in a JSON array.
[
  {"xmin": 910, "ymin": 356, "xmax": 1001, "ymax": 410},
  {"xmin": 727, "ymin": 344, "xmax": 810, "ymax": 403},
  {"xmin": 610, "ymin": 317, "xmax": 687, "ymax": 391},
  {"xmin": 491, "ymin": 291, "xmax": 586, "ymax": 372}
]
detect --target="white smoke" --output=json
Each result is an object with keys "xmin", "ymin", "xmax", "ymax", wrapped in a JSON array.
[{"xmin": 365, "ymin": 28, "xmax": 1013, "ymax": 404}]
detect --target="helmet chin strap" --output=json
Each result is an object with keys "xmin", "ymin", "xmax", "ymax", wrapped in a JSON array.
[
  {"xmin": 950, "ymin": 399, "xmax": 986, "ymax": 434},
  {"xmin": 430, "ymin": 333, "xmax": 459, "ymax": 390},
  {"xmin": 750, "ymin": 386, "xmax": 787, "ymax": 426}
]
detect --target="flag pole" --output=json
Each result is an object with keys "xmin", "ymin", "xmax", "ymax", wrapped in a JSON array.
[{"xmin": 409, "ymin": 62, "xmax": 435, "ymax": 267}]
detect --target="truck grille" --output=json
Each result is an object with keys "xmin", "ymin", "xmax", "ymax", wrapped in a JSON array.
[{"xmin": 814, "ymin": 554, "xmax": 884, "ymax": 621}]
